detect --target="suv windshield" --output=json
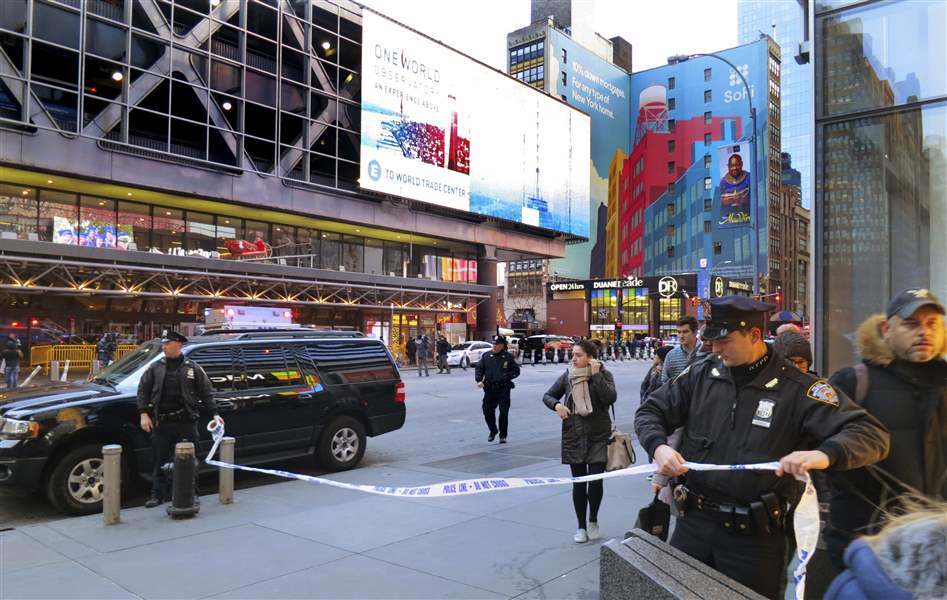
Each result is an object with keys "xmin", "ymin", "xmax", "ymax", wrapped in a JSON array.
[{"xmin": 91, "ymin": 340, "xmax": 163, "ymax": 386}]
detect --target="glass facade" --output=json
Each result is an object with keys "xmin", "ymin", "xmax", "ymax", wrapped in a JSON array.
[
  {"xmin": 0, "ymin": 183, "xmax": 477, "ymax": 282},
  {"xmin": 738, "ymin": 0, "xmax": 813, "ymax": 209},
  {"xmin": 816, "ymin": 0, "xmax": 947, "ymax": 373},
  {"xmin": 0, "ymin": 0, "xmax": 362, "ymax": 189},
  {"xmin": 509, "ymin": 38, "xmax": 544, "ymax": 88}
]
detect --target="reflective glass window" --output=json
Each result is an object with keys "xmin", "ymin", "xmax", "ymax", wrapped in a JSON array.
[{"xmin": 0, "ymin": 184, "xmax": 37, "ymax": 240}]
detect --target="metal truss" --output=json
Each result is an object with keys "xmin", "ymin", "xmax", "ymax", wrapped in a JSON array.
[{"xmin": 0, "ymin": 253, "xmax": 485, "ymax": 314}]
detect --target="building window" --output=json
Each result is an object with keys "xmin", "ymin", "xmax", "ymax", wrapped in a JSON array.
[
  {"xmin": 667, "ymin": 224, "xmax": 675, "ymax": 238},
  {"xmin": 667, "ymin": 203, "xmax": 675, "ymax": 217},
  {"xmin": 704, "ymin": 133, "xmax": 712, "ymax": 145},
  {"xmin": 561, "ymin": 48, "xmax": 567, "ymax": 62},
  {"xmin": 668, "ymin": 97, "xmax": 675, "ymax": 110},
  {"xmin": 667, "ymin": 182, "xmax": 675, "ymax": 194},
  {"xmin": 713, "ymin": 241, "xmax": 722, "ymax": 255},
  {"xmin": 667, "ymin": 161, "xmax": 675, "ymax": 174},
  {"xmin": 668, "ymin": 119, "xmax": 676, "ymax": 132},
  {"xmin": 561, "ymin": 95, "xmax": 568, "ymax": 102},
  {"xmin": 704, "ymin": 155, "xmax": 712, "ymax": 169},
  {"xmin": 668, "ymin": 140, "xmax": 675, "ymax": 152},
  {"xmin": 667, "ymin": 245, "xmax": 675, "ymax": 258},
  {"xmin": 704, "ymin": 67, "xmax": 712, "ymax": 81},
  {"xmin": 704, "ymin": 198, "xmax": 712, "ymax": 212},
  {"xmin": 704, "ymin": 89, "xmax": 711, "ymax": 103},
  {"xmin": 704, "ymin": 111, "xmax": 712, "ymax": 124},
  {"xmin": 561, "ymin": 71, "xmax": 567, "ymax": 86},
  {"xmin": 668, "ymin": 76, "xmax": 675, "ymax": 90},
  {"xmin": 704, "ymin": 177, "xmax": 712, "ymax": 190},
  {"xmin": 704, "ymin": 220, "xmax": 712, "ymax": 233}
]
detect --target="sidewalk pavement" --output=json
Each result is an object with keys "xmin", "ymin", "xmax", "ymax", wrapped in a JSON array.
[{"xmin": 0, "ymin": 438, "xmax": 654, "ymax": 599}]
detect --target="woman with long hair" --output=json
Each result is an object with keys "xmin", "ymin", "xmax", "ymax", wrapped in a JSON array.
[{"xmin": 543, "ymin": 339, "xmax": 617, "ymax": 543}]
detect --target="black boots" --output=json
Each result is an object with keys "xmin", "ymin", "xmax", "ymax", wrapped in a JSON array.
[{"xmin": 145, "ymin": 492, "xmax": 162, "ymax": 508}]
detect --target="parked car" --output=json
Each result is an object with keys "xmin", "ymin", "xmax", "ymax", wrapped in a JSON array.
[
  {"xmin": 446, "ymin": 341, "xmax": 493, "ymax": 368},
  {"xmin": 0, "ymin": 330, "xmax": 405, "ymax": 515}
]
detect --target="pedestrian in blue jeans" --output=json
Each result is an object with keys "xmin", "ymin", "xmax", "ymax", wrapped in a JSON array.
[{"xmin": 2, "ymin": 333, "xmax": 22, "ymax": 390}]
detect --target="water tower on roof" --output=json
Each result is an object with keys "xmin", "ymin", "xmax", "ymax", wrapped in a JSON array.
[{"xmin": 634, "ymin": 84, "xmax": 669, "ymax": 144}]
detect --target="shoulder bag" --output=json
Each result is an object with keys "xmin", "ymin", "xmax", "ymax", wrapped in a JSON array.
[{"xmin": 606, "ymin": 404, "xmax": 636, "ymax": 471}]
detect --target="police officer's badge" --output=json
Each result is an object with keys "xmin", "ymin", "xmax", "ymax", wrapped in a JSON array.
[
  {"xmin": 187, "ymin": 367, "xmax": 195, "ymax": 379},
  {"xmin": 752, "ymin": 399, "xmax": 775, "ymax": 428},
  {"xmin": 807, "ymin": 380, "xmax": 839, "ymax": 407}
]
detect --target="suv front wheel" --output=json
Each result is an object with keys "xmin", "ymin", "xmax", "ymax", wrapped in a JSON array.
[
  {"xmin": 47, "ymin": 444, "xmax": 128, "ymax": 515},
  {"xmin": 317, "ymin": 416, "xmax": 366, "ymax": 472}
]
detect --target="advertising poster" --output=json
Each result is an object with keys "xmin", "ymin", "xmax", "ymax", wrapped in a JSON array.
[
  {"xmin": 547, "ymin": 28, "xmax": 631, "ymax": 279},
  {"xmin": 53, "ymin": 216, "xmax": 77, "ymax": 245},
  {"xmin": 54, "ymin": 216, "xmax": 132, "ymax": 250},
  {"xmin": 360, "ymin": 10, "xmax": 590, "ymax": 238},
  {"xmin": 717, "ymin": 143, "xmax": 752, "ymax": 227}
]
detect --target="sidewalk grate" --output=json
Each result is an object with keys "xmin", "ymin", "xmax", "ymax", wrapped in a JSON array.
[{"xmin": 421, "ymin": 452, "xmax": 546, "ymax": 475}]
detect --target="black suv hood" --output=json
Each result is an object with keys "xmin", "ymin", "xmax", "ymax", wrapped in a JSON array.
[{"xmin": 0, "ymin": 382, "xmax": 122, "ymax": 416}]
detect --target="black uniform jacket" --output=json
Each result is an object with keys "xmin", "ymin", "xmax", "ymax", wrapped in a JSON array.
[
  {"xmin": 635, "ymin": 349, "xmax": 890, "ymax": 504},
  {"xmin": 475, "ymin": 350, "xmax": 520, "ymax": 391},
  {"xmin": 137, "ymin": 356, "xmax": 218, "ymax": 420}
]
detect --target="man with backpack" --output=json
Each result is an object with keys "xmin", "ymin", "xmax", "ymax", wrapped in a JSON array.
[{"xmin": 824, "ymin": 288, "xmax": 947, "ymax": 573}]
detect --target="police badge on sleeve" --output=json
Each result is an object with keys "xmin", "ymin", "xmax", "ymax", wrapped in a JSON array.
[
  {"xmin": 807, "ymin": 380, "xmax": 839, "ymax": 407},
  {"xmin": 752, "ymin": 399, "xmax": 775, "ymax": 428}
]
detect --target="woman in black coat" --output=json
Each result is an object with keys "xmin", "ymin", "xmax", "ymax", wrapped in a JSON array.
[{"xmin": 542, "ymin": 339, "xmax": 617, "ymax": 543}]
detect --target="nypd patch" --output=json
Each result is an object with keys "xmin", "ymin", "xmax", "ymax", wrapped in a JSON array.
[{"xmin": 807, "ymin": 380, "xmax": 839, "ymax": 407}]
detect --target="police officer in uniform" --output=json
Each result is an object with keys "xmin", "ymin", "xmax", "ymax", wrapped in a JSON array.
[
  {"xmin": 635, "ymin": 297, "xmax": 890, "ymax": 599},
  {"xmin": 475, "ymin": 335, "xmax": 520, "ymax": 443},
  {"xmin": 137, "ymin": 331, "xmax": 222, "ymax": 508}
]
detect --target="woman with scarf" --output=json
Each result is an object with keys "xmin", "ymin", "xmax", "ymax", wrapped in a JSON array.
[{"xmin": 543, "ymin": 339, "xmax": 617, "ymax": 543}]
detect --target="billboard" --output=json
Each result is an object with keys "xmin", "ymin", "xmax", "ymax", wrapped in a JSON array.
[
  {"xmin": 717, "ymin": 142, "xmax": 752, "ymax": 227},
  {"xmin": 359, "ymin": 11, "xmax": 591, "ymax": 237},
  {"xmin": 546, "ymin": 27, "xmax": 631, "ymax": 278}
]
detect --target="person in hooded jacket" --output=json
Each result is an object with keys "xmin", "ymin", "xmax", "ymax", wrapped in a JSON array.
[
  {"xmin": 824, "ymin": 505, "xmax": 947, "ymax": 600},
  {"xmin": 640, "ymin": 345, "xmax": 673, "ymax": 402},
  {"xmin": 543, "ymin": 339, "xmax": 617, "ymax": 544},
  {"xmin": 824, "ymin": 288, "xmax": 947, "ymax": 574}
]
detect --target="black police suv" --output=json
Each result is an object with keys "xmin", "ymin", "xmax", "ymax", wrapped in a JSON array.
[{"xmin": 0, "ymin": 330, "xmax": 406, "ymax": 515}]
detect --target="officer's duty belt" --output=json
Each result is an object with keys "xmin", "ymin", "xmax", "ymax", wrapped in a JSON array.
[{"xmin": 683, "ymin": 487, "xmax": 789, "ymax": 535}]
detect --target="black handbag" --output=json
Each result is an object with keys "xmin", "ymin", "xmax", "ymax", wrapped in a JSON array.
[{"xmin": 634, "ymin": 492, "xmax": 671, "ymax": 542}]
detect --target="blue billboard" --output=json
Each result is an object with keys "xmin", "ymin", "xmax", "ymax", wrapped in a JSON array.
[{"xmin": 546, "ymin": 27, "xmax": 631, "ymax": 279}]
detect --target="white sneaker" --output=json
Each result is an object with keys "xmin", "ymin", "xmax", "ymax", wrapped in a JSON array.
[
  {"xmin": 587, "ymin": 522, "xmax": 600, "ymax": 540},
  {"xmin": 573, "ymin": 528, "xmax": 588, "ymax": 543}
]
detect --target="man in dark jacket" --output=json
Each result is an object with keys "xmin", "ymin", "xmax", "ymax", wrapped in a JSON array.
[
  {"xmin": 137, "ymin": 331, "xmax": 221, "ymax": 508},
  {"xmin": 436, "ymin": 335, "xmax": 452, "ymax": 374},
  {"xmin": 416, "ymin": 334, "xmax": 430, "ymax": 377},
  {"xmin": 636, "ymin": 296, "xmax": 890, "ymax": 599},
  {"xmin": 639, "ymin": 345, "xmax": 673, "ymax": 402},
  {"xmin": 2, "ymin": 333, "xmax": 21, "ymax": 390},
  {"xmin": 475, "ymin": 335, "xmax": 520, "ymax": 443},
  {"xmin": 825, "ymin": 288, "xmax": 947, "ymax": 572}
]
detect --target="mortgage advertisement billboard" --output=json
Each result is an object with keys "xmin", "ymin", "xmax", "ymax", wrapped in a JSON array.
[{"xmin": 359, "ymin": 10, "xmax": 591, "ymax": 238}]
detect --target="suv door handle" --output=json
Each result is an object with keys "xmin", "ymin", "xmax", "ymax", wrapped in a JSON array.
[{"xmin": 216, "ymin": 399, "xmax": 236, "ymax": 411}]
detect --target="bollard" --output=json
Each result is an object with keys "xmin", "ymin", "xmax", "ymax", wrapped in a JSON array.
[
  {"xmin": 19, "ymin": 365, "xmax": 42, "ymax": 387},
  {"xmin": 50, "ymin": 361, "xmax": 60, "ymax": 382},
  {"xmin": 60, "ymin": 360, "xmax": 70, "ymax": 383},
  {"xmin": 102, "ymin": 444, "xmax": 122, "ymax": 525},
  {"xmin": 167, "ymin": 442, "xmax": 199, "ymax": 518},
  {"xmin": 91, "ymin": 360, "xmax": 101, "ymax": 375},
  {"xmin": 218, "ymin": 436, "xmax": 235, "ymax": 505}
]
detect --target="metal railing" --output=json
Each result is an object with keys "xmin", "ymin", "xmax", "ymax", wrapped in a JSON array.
[{"xmin": 30, "ymin": 344, "xmax": 138, "ymax": 371}]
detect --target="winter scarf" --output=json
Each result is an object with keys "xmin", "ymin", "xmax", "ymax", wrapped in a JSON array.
[{"xmin": 569, "ymin": 365, "xmax": 594, "ymax": 416}]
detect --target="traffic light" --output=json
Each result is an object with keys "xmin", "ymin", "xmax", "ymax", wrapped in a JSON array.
[
  {"xmin": 690, "ymin": 296, "xmax": 700, "ymax": 307},
  {"xmin": 775, "ymin": 293, "xmax": 781, "ymax": 305}
]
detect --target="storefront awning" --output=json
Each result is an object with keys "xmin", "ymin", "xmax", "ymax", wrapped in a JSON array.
[{"xmin": 0, "ymin": 240, "xmax": 490, "ymax": 313}]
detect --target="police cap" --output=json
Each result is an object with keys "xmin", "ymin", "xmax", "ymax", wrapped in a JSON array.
[
  {"xmin": 702, "ymin": 296, "xmax": 775, "ymax": 341},
  {"xmin": 491, "ymin": 334, "xmax": 508, "ymax": 346},
  {"xmin": 160, "ymin": 330, "xmax": 188, "ymax": 344}
]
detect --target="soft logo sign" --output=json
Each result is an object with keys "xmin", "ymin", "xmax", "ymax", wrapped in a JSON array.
[{"xmin": 658, "ymin": 276, "xmax": 678, "ymax": 298}]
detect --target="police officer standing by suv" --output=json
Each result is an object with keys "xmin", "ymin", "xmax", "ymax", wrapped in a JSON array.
[
  {"xmin": 138, "ymin": 331, "xmax": 222, "ymax": 508},
  {"xmin": 635, "ymin": 297, "xmax": 890, "ymax": 599},
  {"xmin": 475, "ymin": 335, "xmax": 520, "ymax": 443}
]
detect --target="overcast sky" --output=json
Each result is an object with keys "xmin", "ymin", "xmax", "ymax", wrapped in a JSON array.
[{"xmin": 357, "ymin": 0, "xmax": 739, "ymax": 73}]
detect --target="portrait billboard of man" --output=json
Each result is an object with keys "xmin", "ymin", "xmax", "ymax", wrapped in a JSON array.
[{"xmin": 718, "ymin": 144, "xmax": 752, "ymax": 227}]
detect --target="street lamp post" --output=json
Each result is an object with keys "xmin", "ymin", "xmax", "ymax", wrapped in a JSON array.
[{"xmin": 669, "ymin": 52, "xmax": 760, "ymax": 296}]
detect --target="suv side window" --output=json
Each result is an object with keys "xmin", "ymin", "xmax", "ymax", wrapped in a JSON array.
[
  {"xmin": 237, "ymin": 344, "xmax": 299, "ymax": 389},
  {"xmin": 188, "ymin": 346, "xmax": 236, "ymax": 391},
  {"xmin": 304, "ymin": 340, "xmax": 398, "ymax": 385}
]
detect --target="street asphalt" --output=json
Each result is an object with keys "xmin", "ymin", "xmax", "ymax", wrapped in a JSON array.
[{"xmin": 0, "ymin": 357, "xmax": 657, "ymax": 599}]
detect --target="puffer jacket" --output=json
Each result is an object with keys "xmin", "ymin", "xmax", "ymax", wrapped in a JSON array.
[
  {"xmin": 542, "ymin": 364, "xmax": 617, "ymax": 464},
  {"xmin": 826, "ymin": 314, "xmax": 947, "ymax": 566}
]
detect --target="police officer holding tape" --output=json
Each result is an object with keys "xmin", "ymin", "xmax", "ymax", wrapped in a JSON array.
[
  {"xmin": 635, "ymin": 297, "xmax": 890, "ymax": 599},
  {"xmin": 138, "ymin": 331, "xmax": 222, "ymax": 508}
]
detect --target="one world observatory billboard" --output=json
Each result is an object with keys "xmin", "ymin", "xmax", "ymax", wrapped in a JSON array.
[{"xmin": 359, "ymin": 10, "xmax": 591, "ymax": 238}]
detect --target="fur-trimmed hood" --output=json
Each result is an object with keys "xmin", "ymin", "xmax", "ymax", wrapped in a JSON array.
[{"xmin": 856, "ymin": 313, "xmax": 947, "ymax": 367}]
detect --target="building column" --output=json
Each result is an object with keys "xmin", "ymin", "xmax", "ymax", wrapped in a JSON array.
[{"xmin": 476, "ymin": 245, "xmax": 498, "ymax": 342}]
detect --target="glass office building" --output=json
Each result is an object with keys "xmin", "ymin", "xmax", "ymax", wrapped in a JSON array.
[
  {"xmin": 738, "ymin": 0, "xmax": 812, "ymax": 209},
  {"xmin": 815, "ymin": 0, "xmax": 947, "ymax": 372}
]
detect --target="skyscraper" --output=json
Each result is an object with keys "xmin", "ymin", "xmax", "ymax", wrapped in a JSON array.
[{"xmin": 738, "ymin": 0, "xmax": 812, "ymax": 209}]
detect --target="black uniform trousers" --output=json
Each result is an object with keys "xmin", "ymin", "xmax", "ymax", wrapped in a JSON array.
[
  {"xmin": 150, "ymin": 419, "xmax": 200, "ymax": 497},
  {"xmin": 670, "ymin": 510, "xmax": 788, "ymax": 600},
  {"xmin": 482, "ymin": 388, "xmax": 510, "ymax": 438}
]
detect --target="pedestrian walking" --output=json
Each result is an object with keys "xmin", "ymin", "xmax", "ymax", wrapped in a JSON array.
[
  {"xmin": 640, "ymin": 345, "xmax": 673, "ymax": 402},
  {"xmin": 824, "ymin": 288, "xmax": 947, "ymax": 574},
  {"xmin": 543, "ymin": 339, "xmax": 617, "ymax": 543},
  {"xmin": 96, "ymin": 332, "xmax": 116, "ymax": 367},
  {"xmin": 661, "ymin": 317, "xmax": 702, "ymax": 384},
  {"xmin": 635, "ymin": 296, "xmax": 890, "ymax": 599},
  {"xmin": 406, "ymin": 336, "xmax": 417, "ymax": 367},
  {"xmin": 436, "ymin": 335, "xmax": 451, "ymax": 374},
  {"xmin": 416, "ymin": 334, "xmax": 430, "ymax": 377},
  {"xmin": 475, "ymin": 335, "xmax": 520, "ymax": 443},
  {"xmin": 137, "ymin": 331, "xmax": 222, "ymax": 508},
  {"xmin": 2, "ymin": 333, "xmax": 22, "ymax": 390}
]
